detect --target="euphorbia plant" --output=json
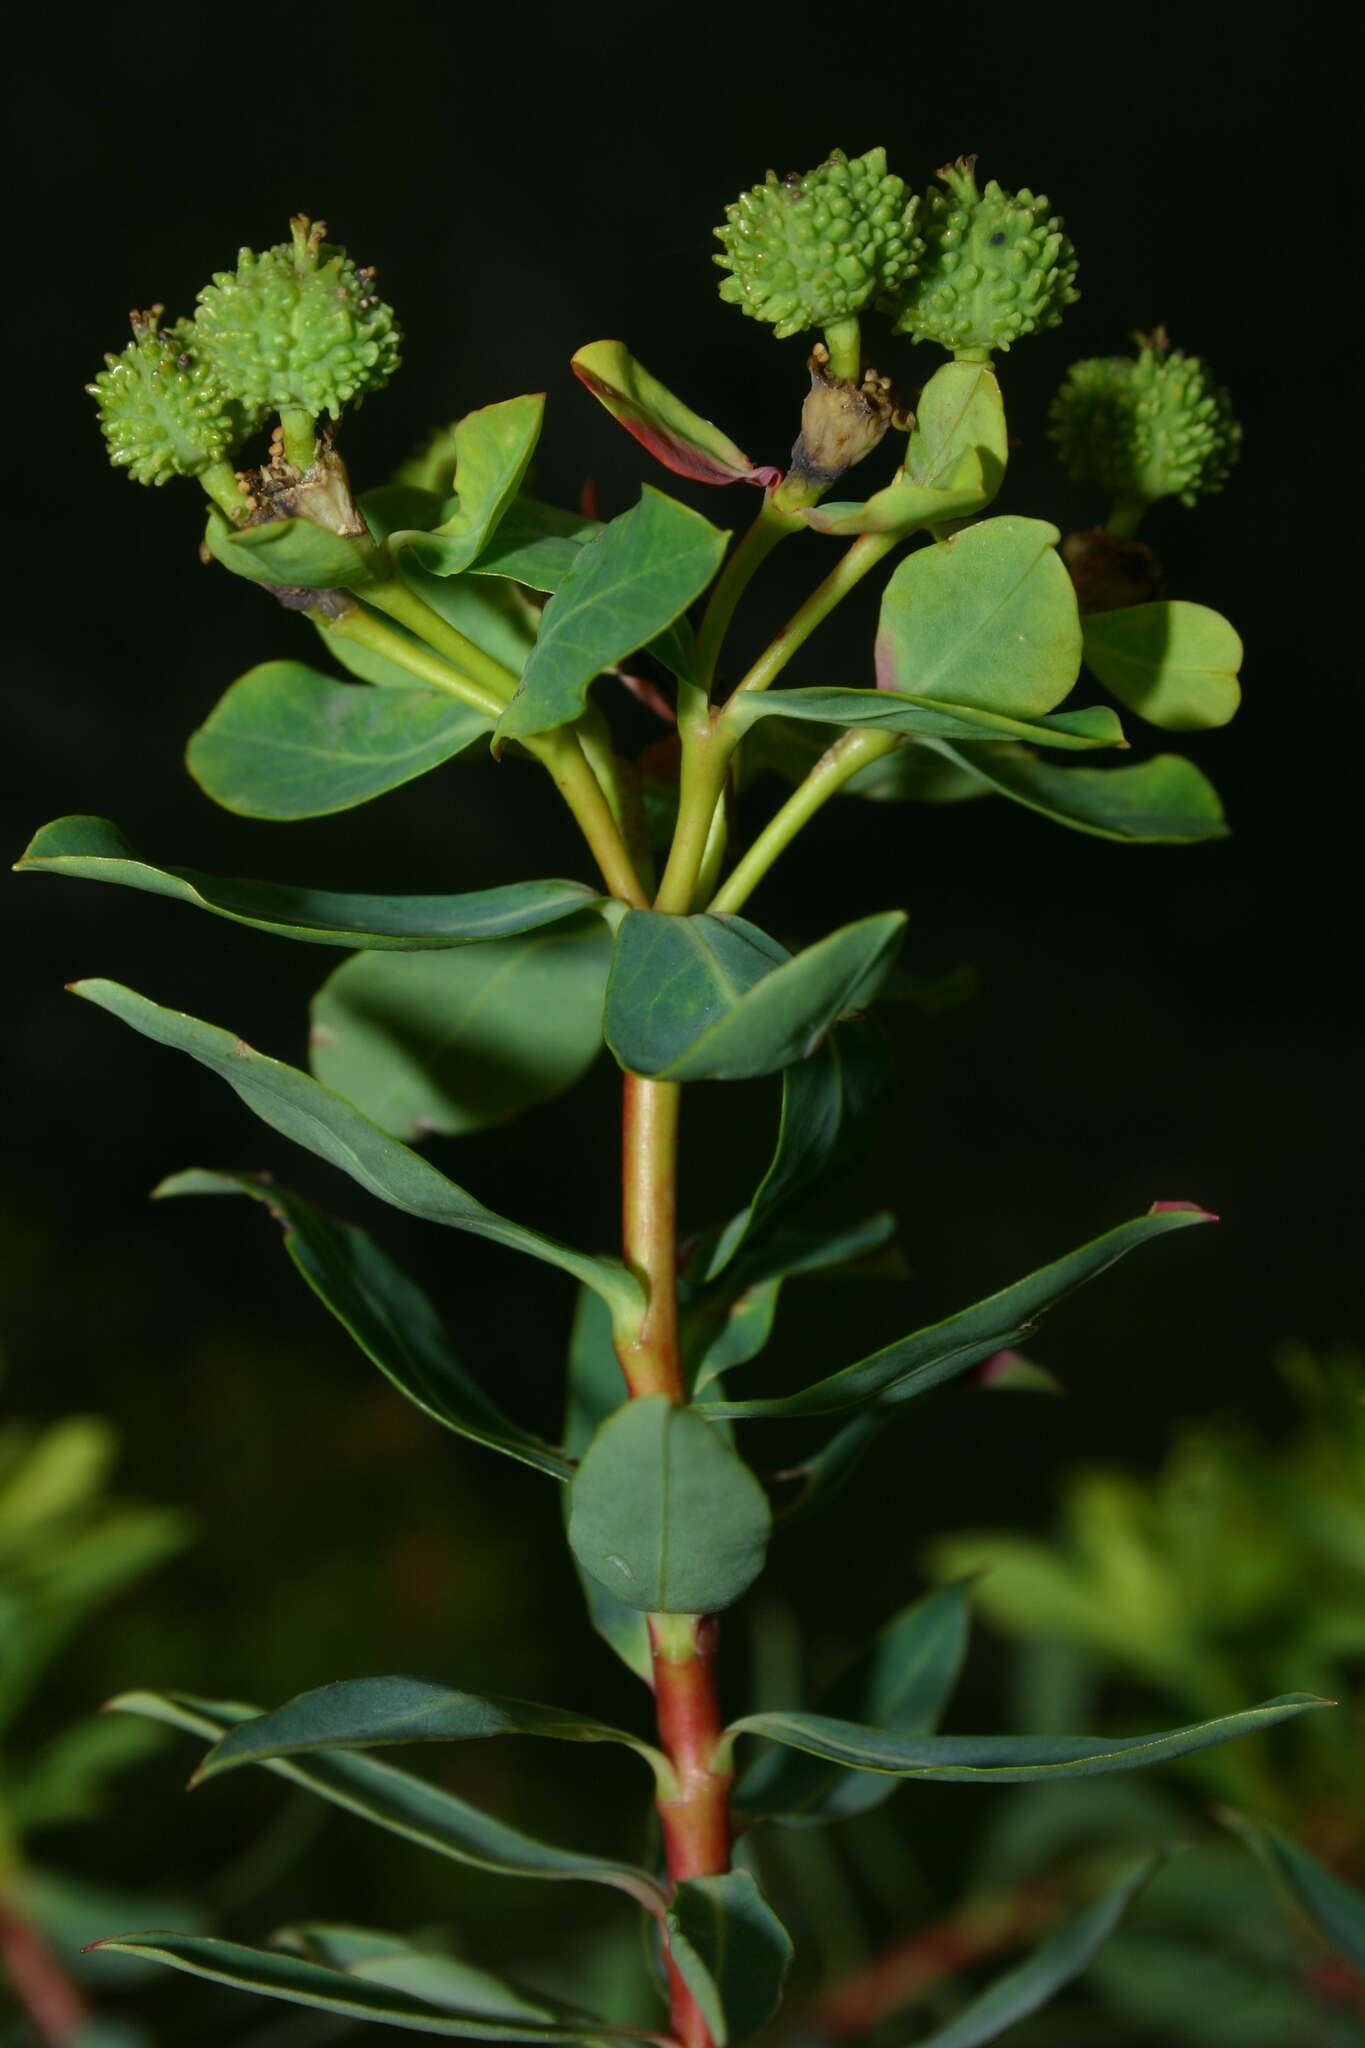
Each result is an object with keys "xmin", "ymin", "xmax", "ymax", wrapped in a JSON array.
[{"xmin": 15, "ymin": 145, "xmax": 1323, "ymax": 2044}]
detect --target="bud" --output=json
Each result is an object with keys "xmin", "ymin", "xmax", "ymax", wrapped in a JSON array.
[
  {"xmin": 784, "ymin": 346, "xmax": 897, "ymax": 495},
  {"xmin": 888, "ymin": 158, "xmax": 1078, "ymax": 356},
  {"xmin": 1049, "ymin": 330, "xmax": 1241, "ymax": 512},
  {"xmin": 87, "ymin": 307, "xmax": 253, "ymax": 487},
  {"xmin": 714, "ymin": 147, "xmax": 920, "ymax": 340},
  {"xmin": 1061, "ymin": 528, "xmax": 1167, "ymax": 613},
  {"xmin": 193, "ymin": 217, "xmax": 401, "ymax": 418}
]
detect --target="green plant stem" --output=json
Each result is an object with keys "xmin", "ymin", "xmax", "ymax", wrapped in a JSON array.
[
  {"xmin": 693, "ymin": 499, "xmax": 803, "ymax": 690},
  {"xmin": 1105, "ymin": 497, "xmax": 1148, "ymax": 540},
  {"xmin": 616, "ymin": 1076, "xmax": 683, "ymax": 1399},
  {"xmin": 0, "ymin": 1886, "xmax": 91, "ymax": 2045},
  {"xmin": 199, "ymin": 462, "xmax": 247, "ymax": 522},
  {"xmin": 708, "ymin": 728, "xmax": 900, "ymax": 914},
  {"xmin": 279, "ymin": 406, "xmax": 317, "ymax": 472},
  {"xmin": 729, "ymin": 528, "xmax": 899, "ymax": 699},
  {"xmin": 654, "ymin": 721, "xmax": 735, "ymax": 914},
  {"xmin": 325, "ymin": 607, "xmax": 508, "ymax": 718},
  {"xmin": 823, "ymin": 317, "xmax": 862, "ymax": 382},
  {"xmin": 362, "ymin": 576, "xmax": 519, "ymax": 707}
]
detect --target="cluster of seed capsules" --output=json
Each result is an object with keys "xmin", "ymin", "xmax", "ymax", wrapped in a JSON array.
[
  {"xmin": 89, "ymin": 158, "xmax": 1241, "ymax": 531},
  {"xmin": 88, "ymin": 216, "xmax": 401, "ymax": 497}
]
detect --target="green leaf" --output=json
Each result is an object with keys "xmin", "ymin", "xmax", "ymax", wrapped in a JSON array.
[
  {"xmin": 563, "ymin": 1289, "xmax": 654, "ymax": 1682},
  {"xmin": 1222, "ymin": 1812, "xmax": 1365, "ymax": 1969},
  {"xmin": 1082, "ymin": 601, "xmax": 1243, "ymax": 731},
  {"xmin": 186, "ymin": 663, "xmax": 492, "ymax": 820},
  {"xmin": 361, "ymin": 485, "xmax": 446, "ymax": 542},
  {"xmin": 395, "ymin": 395, "xmax": 546, "ymax": 575},
  {"xmin": 309, "ymin": 918, "xmax": 613, "ymax": 1139},
  {"xmin": 496, "ymin": 489, "xmax": 727, "ymax": 742},
  {"xmin": 706, "ymin": 1026, "xmax": 889, "ymax": 1280},
  {"xmin": 70, "ymin": 981, "xmax": 641, "ymax": 1322},
  {"xmin": 278, "ymin": 1925, "xmax": 563, "ymax": 2023},
  {"xmin": 902, "ymin": 1857, "xmax": 1158, "ymax": 2048},
  {"xmin": 903, "ymin": 359, "xmax": 1009, "ymax": 500},
  {"xmin": 567, "ymin": 1397, "xmax": 771, "ymax": 1614},
  {"xmin": 157, "ymin": 1171, "xmax": 569, "ymax": 1478},
  {"xmin": 737, "ymin": 1584, "xmax": 971, "ymax": 1825},
  {"xmin": 929, "ymin": 742, "xmax": 1228, "ymax": 843},
  {"xmin": 16, "ymin": 816, "xmax": 602, "ymax": 949},
  {"xmin": 728, "ymin": 687, "xmax": 1124, "ymax": 752},
  {"xmin": 469, "ymin": 501, "xmax": 602, "ymax": 591},
  {"xmin": 801, "ymin": 456, "xmax": 991, "ymax": 539},
  {"xmin": 192, "ymin": 1676, "xmax": 662, "ymax": 1785},
  {"xmin": 85, "ymin": 1933, "xmax": 656, "ymax": 2042},
  {"xmin": 665, "ymin": 1871, "xmax": 792, "ymax": 2044},
  {"xmin": 690, "ymin": 1278, "xmax": 783, "ymax": 1394},
  {"xmin": 572, "ymin": 342, "xmax": 779, "ymax": 490},
  {"xmin": 698, "ymin": 1205, "xmax": 1213, "ymax": 1421},
  {"xmin": 875, "ymin": 517, "xmax": 1082, "ymax": 718},
  {"xmin": 604, "ymin": 911, "xmax": 905, "ymax": 1083},
  {"xmin": 397, "ymin": 563, "xmax": 541, "ymax": 676},
  {"xmin": 204, "ymin": 513, "xmax": 378, "ymax": 590},
  {"xmin": 109, "ymin": 1692, "xmax": 664, "ymax": 1909},
  {"xmin": 726, "ymin": 1695, "xmax": 1329, "ymax": 1782}
]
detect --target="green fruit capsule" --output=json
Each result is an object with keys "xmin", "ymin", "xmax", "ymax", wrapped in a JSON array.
[
  {"xmin": 1050, "ymin": 330, "xmax": 1241, "ymax": 513},
  {"xmin": 714, "ymin": 146, "xmax": 921, "ymax": 340},
  {"xmin": 889, "ymin": 158, "xmax": 1078, "ymax": 357},
  {"xmin": 193, "ymin": 217, "xmax": 401, "ymax": 418},
  {"xmin": 87, "ymin": 308, "xmax": 250, "ymax": 486}
]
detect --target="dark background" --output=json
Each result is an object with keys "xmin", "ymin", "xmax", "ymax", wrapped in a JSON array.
[{"xmin": 3, "ymin": 3, "xmax": 1354, "ymax": 2035}]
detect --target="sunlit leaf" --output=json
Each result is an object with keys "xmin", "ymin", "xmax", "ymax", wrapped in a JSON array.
[
  {"xmin": 1082, "ymin": 601, "xmax": 1242, "ymax": 731},
  {"xmin": 394, "ymin": 395, "xmax": 545, "ymax": 575},
  {"xmin": 927, "ymin": 742, "xmax": 1228, "ymax": 843}
]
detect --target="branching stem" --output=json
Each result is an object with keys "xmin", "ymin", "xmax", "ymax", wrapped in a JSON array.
[
  {"xmin": 708, "ymin": 727, "xmax": 900, "ymax": 915},
  {"xmin": 730, "ymin": 528, "xmax": 898, "ymax": 700}
]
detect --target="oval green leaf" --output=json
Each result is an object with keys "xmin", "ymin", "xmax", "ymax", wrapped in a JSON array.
[
  {"xmin": 70, "ymin": 980, "xmax": 642, "ymax": 1322},
  {"xmin": 108, "ymin": 1692, "xmax": 663, "ymax": 1909},
  {"xmin": 568, "ymin": 1396, "xmax": 771, "ymax": 1614},
  {"xmin": 699, "ymin": 1205, "xmax": 1213, "ymax": 1421},
  {"xmin": 156, "ymin": 1171, "xmax": 569, "ymax": 1478},
  {"xmin": 16, "ymin": 816, "xmax": 601, "ymax": 949},
  {"xmin": 186, "ymin": 663, "xmax": 492, "ymax": 820},
  {"xmin": 665, "ymin": 1871, "xmax": 792, "ymax": 2045},
  {"xmin": 192, "ymin": 1675, "xmax": 662, "ymax": 1785},
  {"xmin": 875, "ymin": 517, "xmax": 1082, "ymax": 718},
  {"xmin": 1082, "ymin": 601, "xmax": 1243, "ymax": 731},
  {"xmin": 204, "ymin": 513, "xmax": 378, "ymax": 590},
  {"xmin": 496, "ymin": 489, "xmax": 727, "ymax": 742},
  {"xmin": 395, "ymin": 395, "xmax": 546, "ymax": 576},
  {"xmin": 903, "ymin": 359, "xmax": 1009, "ymax": 500},
  {"xmin": 309, "ymin": 917, "xmax": 612, "ymax": 1139},
  {"xmin": 727, "ymin": 1694, "xmax": 1330, "ymax": 1781},
  {"xmin": 929, "ymin": 742, "xmax": 1228, "ymax": 843},
  {"xmin": 563, "ymin": 1289, "xmax": 654, "ymax": 1682},
  {"xmin": 605, "ymin": 911, "xmax": 905, "ymax": 1084}
]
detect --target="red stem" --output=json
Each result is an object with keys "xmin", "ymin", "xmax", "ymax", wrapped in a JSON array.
[{"xmin": 0, "ymin": 1896, "xmax": 91, "ymax": 2044}]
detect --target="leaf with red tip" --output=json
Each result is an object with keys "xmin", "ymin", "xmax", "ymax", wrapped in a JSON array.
[{"xmin": 573, "ymin": 341, "xmax": 780, "ymax": 490}]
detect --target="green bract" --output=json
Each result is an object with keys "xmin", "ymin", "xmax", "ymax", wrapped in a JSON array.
[
  {"xmin": 87, "ymin": 307, "xmax": 253, "ymax": 486},
  {"xmin": 1049, "ymin": 329, "xmax": 1242, "ymax": 511},
  {"xmin": 713, "ymin": 146, "xmax": 920, "ymax": 339},
  {"xmin": 889, "ymin": 158, "xmax": 1078, "ymax": 356},
  {"xmin": 194, "ymin": 215, "xmax": 401, "ymax": 418}
]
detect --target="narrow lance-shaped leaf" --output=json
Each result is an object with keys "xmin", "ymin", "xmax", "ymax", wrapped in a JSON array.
[
  {"xmin": 737, "ymin": 1584, "xmax": 971, "ymax": 1826},
  {"xmin": 496, "ymin": 488, "xmax": 727, "ymax": 742},
  {"xmin": 563, "ymin": 1288, "xmax": 654, "ymax": 1683},
  {"xmin": 394, "ymin": 394, "xmax": 546, "ymax": 575},
  {"xmin": 901, "ymin": 1856, "xmax": 1160, "ymax": 2048},
  {"xmin": 1082, "ymin": 601, "xmax": 1243, "ymax": 732},
  {"xmin": 156, "ymin": 1171, "xmax": 570, "ymax": 1479},
  {"xmin": 309, "ymin": 917, "xmax": 613, "ymax": 1140},
  {"xmin": 572, "ymin": 342, "xmax": 781, "ymax": 490},
  {"xmin": 16, "ymin": 816, "xmax": 602, "ymax": 949},
  {"xmin": 568, "ymin": 1397, "xmax": 772, "ymax": 1615},
  {"xmin": 706, "ymin": 1025, "xmax": 890, "ymax": 1279},
  {"xmin": 84, "ymin": 1933, "xmax": 664, "ymax": 2043},
  {"xmin": 605, "ymin": 911, "xmax": 905, "ymax": 1084},
  {"xmin": 801, "ymin": 457, "xmax": 991, "ymax": 539},
  {"xmin": 1221, "ymin": 1811, "xmax": 1365, "ymax": 1971},
  {"xmin": 698, "ymin": 1205, "xmax": 1214, "ymax": 1421},
  {"xmin": 108, "ymin": 1692, "xmax": 665, "ymax": 1910},
  {"xmin": 726, "ymin": 686, "xmax": 1124, "ymax": 752},
  {"xmin": 70, "ymin": 981, "xmax": 642, "ymax": 1322},
  {"xmin": 192, "ymin": 1676, "xmax": 666, "ymax": 1786},
  {"xmin": 875, "ymin": 517, "xmax": 1082, "ymax": 718},
  {"xmin": 926, "ymin": 741, "xmax": 1228, "ymax": 844},
  {"xmin": 664, "ymin": 1871, "xmax": 793, "ymax": 2045},
  {"xmin": 186, "ymin": 663, "xmax": 493, "ymax": 821},
  {"xmin": 724, "ymin": 1694, "xmax": 1330, "ymax": 1782},
  {"xmin": 277, "ymin": 1923, "xmax": 567, "ymax": 2024}
]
